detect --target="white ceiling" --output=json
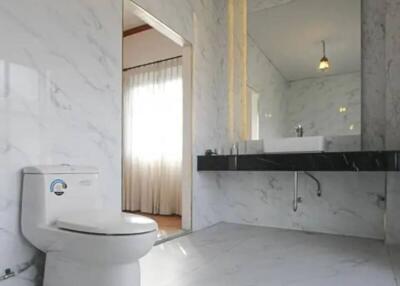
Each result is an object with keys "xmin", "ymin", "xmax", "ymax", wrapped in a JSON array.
[
  {"xmin": 124, "ymin": 0, "xmax": 146, "ymax": 30},
  {"xmin": 248, "ymin": 0, "xmax": 361, "ymax": 81}
]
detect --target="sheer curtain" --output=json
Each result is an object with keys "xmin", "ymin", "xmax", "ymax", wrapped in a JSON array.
[{"xmin": 123, "ymin": 57, "xmax": 182, "ymax": 215}]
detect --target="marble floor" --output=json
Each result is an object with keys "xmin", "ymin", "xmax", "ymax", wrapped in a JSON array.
[{"xmin": 140, "ymin": 223, "xmax": 400, "ymax": 286}]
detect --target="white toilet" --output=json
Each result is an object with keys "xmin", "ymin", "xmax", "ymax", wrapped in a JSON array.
[{"xmin": 21, "ymin": 165, "xmax": 157, "ymax": 286}]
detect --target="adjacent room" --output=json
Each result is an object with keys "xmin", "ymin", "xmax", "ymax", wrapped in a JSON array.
[{"xmin": 122, "ymin": 1, "xmax": 186, "ymax": 240}]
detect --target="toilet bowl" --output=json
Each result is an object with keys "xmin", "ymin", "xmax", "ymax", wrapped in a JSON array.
[{"xmin": 21, "ymin": 165, "xmax": 157, "ymax": 286}]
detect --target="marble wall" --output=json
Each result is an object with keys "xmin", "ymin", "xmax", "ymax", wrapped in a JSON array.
[
  {"xmin": 360, "ymin": 0, "xmax": 400, "ymax": 244},
  {"xmin": 362, "ymin": 0, "xmax": 400, "ymax": 151},
  {"xmin": 284, "ymin": 72, "xmax": 361, "ymax": 137},
  {"xmin": 0, "ymin": 0, "xmax": 122, "ymax": 284},
  {"xmin": 216, "ymin": 172, "xmax": 385, "ymax": 239},
  {"xmin": 384, "ymin": 0, "xmax": 400, "ymax": 150},
  {"xmin": 384, "ymin": 0, "xmax": 400, "ymax": 244},
  {"xmin": 361, "ymin": 0, "xmax": 386, "ymax": 150}
]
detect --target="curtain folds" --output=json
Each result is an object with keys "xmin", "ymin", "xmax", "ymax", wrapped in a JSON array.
[{"xmin": 123, "ymin": 57, "xmax": 182, "ymax": 215}]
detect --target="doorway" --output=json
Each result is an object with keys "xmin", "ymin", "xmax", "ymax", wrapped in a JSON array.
[{"xmin": 122, "ymin": 0, "xmax": 192, "ymax": 240}]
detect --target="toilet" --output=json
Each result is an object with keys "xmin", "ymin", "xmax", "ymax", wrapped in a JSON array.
[{"xmin": 21, "ymin": 165, "xmax": 157, "ymax": 286}]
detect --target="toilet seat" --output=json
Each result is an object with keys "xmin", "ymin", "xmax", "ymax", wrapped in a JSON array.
[{"xmin": 56, "ymin": 210, "xmax": 157, "ymax": 235}]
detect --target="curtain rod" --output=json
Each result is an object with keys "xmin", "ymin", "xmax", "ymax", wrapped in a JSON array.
[{"xmin": 123, "ymin": 55, "xmax": 182, "ymax": 72}]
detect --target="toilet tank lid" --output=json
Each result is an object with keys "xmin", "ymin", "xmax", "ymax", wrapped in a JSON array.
[{"xmin": 23, "ymin": 165, "xmax": 99, "ymax": 174}]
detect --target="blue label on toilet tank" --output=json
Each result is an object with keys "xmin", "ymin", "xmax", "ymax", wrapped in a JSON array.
[{"xmin": 50, "ymin": 179, "xmax": 67, "ymax": 196}]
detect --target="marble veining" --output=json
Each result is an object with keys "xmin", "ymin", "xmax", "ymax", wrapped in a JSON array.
[
  {"xmin": 214, "ymin": 172, "xmax": 385, "ymax": 239},
  {"xmin": 140, "ymin": 223, "xmax": 399, "ymax": 285},
  {"xmin": 198, "ymin": 151, "xmax": 400, "ymax": 172}
]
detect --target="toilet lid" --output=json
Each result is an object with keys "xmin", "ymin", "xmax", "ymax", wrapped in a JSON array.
[{"xmin": 56, "ymin": 210, "xmax": 157, "ymax": 235}]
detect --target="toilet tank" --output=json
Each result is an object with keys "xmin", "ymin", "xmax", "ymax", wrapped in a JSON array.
[{"xmin": 22, "ymin": 165, "xmax": 102, "ymax": 229}]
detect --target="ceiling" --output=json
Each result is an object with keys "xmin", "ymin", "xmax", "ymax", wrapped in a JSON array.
[
  {"xmin": 248, "ymin": 0, "xmax": 361, "ymax": 81},
  {"xmin": 124, "ymin": 0, "xmax": 146, "ymax": 30}
]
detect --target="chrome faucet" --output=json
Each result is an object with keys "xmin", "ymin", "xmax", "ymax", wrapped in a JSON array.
[{"xmin": 296, "ymin": 125, "xmax": 303, "ymax": 137}]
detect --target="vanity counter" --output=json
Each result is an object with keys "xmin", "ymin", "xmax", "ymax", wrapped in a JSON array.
[{"xmin": 197, "ymin": 151, "xmax": 400, "ymax": 172}]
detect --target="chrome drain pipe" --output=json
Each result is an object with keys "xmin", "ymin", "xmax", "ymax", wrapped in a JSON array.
[{"xmin": 293, "ymin": 171, "xmax": 301, "ymax": 212}]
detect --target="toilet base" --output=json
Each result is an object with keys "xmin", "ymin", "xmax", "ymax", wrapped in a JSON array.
[{"xmin": 43, "ymin": 252, "xmax": 140, "ymax": 286}]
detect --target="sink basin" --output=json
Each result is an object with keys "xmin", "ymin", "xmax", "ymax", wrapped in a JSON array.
[{"xmin": 264, "ymin": 136, "xmax": 325, "ymax": 153}]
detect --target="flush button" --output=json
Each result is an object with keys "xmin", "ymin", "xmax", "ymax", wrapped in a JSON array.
[{"xmin": 50, "ymin": 179, "xmax": 67, "ymax": 196}]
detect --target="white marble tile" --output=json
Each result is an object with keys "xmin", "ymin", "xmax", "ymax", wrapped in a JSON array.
[
  {"xmin": 217, "ymin": 172, "xmax": 385, "ymax": 239},
  {"xmin": 140, "ymin": 223, "xmax": 397, "ymax": 286},
  {"xmin": 191, "ymin": 0, "xmax": 231, "ymax": 230}
]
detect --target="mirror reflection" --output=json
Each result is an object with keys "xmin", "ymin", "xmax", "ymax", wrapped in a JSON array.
[{"xmin": 247, "ymin": 0, "xmax": 361, "ymax": 153}]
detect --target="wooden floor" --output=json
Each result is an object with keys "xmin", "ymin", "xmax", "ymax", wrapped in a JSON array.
[{"xmin": 134, "ymin": 213, "xmax": 182, "ymax": 238}]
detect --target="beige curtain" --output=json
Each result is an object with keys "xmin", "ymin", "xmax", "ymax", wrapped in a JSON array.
[{"xmin": 123, "ymin": 57, "xmax": 182, "ymax": 215}]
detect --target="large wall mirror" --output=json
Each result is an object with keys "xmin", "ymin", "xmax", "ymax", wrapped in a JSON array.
[{"xmin": 247, "ymin": 0, "xmax": 361, "ymax": 152}]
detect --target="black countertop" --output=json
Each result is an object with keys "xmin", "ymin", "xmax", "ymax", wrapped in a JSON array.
[{"xmin": 197, "ymin": 151, "xmax": 400, "ymax": 172}]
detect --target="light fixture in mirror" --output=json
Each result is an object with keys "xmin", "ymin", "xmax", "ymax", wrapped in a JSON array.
[{"xmin": 318, "ymin": 40, "xmax": 330, "ymax": 71}]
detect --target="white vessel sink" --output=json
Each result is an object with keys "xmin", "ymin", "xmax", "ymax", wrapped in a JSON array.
[{"xmin": 264, "ymin": 136, "xmax": 325, "ymax": 153}]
